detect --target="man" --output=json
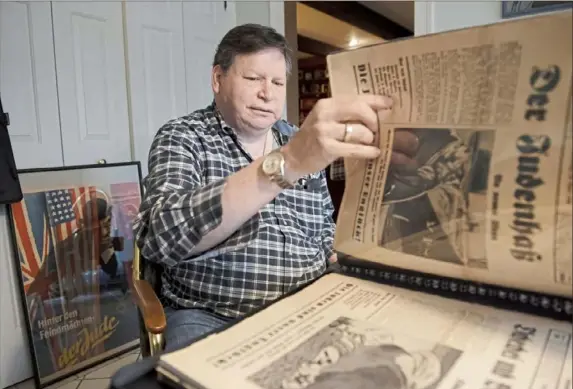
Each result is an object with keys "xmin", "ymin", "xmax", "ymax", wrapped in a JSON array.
[{"xmin": 134, "ymin": 23, "xmax": 419, "ymax": 353}]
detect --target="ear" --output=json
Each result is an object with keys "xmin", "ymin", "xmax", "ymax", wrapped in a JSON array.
[{"xmin": 211, "ymin": 65, "xmax": 224, "ymax": 94}]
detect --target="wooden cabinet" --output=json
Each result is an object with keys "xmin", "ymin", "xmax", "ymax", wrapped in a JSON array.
[{"xmin": 298, "ymin": 56, "xmax": 330, "ymax": 126}]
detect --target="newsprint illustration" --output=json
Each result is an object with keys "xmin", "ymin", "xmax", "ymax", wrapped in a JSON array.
[
  {"xmin": 248, "ymin": 316, "xmax": 462, "ymax": 389},
  {"xmin": 377, "ymin": 128, "xmax": 495, "ymax": 270}
]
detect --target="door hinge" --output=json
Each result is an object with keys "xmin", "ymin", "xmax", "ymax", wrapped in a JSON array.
[
  {"xmin": 224, "ymin": 1, "xmax": 227, "ymax": 10},
  {"xmin": 0, "ymin": 112, "xmax": 9, "ymax": 127}
]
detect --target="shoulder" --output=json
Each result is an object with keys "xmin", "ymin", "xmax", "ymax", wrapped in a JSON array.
[{"xmin": 152, "ymin": 106, "xmax": 219, "ymax": 147}]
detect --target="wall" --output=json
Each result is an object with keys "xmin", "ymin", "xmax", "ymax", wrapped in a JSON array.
[
  {"xmin": 415, "ymin": 1, "xmax": 501, "ymax": 35},
  {"xmin": 236, "ymin": 1, "xmax": 270, "ymax": 27}
]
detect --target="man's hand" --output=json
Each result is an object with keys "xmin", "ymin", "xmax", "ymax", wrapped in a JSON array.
[
  {"xmin": 328, "ymin": 253, "xmax": 338, "ymax": 264},
  {"xmin": 282, "ymin": 95, "xmax": 394, "ymax": 180}
]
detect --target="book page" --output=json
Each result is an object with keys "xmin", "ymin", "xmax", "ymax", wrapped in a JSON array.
[
  {"xmin": 158, "ymin": 273, "xmax": 572, "ymax": 389},
  {"xmin": 326, "ymin": 10, "xmax": 573, "ymax": 298}
]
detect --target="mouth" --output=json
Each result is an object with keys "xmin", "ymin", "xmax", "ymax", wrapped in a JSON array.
[{"xmin": 249, "ymin": 106, "xmax": 273, "ymax": 115}]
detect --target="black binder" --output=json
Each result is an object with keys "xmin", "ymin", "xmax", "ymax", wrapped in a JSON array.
[
  {"xmin": 0, "ymin": 95, "xmax": 23, "ymax": 205},
  {"xmin": 336, "ymin": 254, "xmax": 572, "ymax": 323}
]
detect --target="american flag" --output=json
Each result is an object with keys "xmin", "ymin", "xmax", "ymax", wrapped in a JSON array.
[
  {"xmin": 44, "ymin": 187, "xmax": 102, "ymax": 301},
  {"xmin": 46, "ymin": 190, "xmax": 76, "ymax": 227}
]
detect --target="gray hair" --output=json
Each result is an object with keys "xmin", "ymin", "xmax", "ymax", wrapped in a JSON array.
[{"xmin": 213, "ymin": 23, "xmax": 293, "ymax": 75}]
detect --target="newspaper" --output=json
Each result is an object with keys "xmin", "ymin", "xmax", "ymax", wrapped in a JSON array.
[
  {"xmin": 157, "ymin": 273, "xmax": 572, "ymax": 389},
  {"xmin": 326, "ymin": 10, "xmax": 573, "ymax": 298}
]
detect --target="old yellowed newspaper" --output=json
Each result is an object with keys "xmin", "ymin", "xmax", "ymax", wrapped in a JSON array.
[
  {"xmin": 158, "ymin": 273, "xmax": 572, "ymax": 389},
  {"xmin": 326, "ymin": 10, "xmax": 573, "ymax": 298}
]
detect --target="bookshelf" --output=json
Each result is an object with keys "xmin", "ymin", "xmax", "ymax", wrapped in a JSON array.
[
  {"xmin": 297, "ymin": 55, "xmax": 344, "ymax": 221},
  {"xmin": 298, "ymin": 56, "xmax": 330, "ymax": 126}
]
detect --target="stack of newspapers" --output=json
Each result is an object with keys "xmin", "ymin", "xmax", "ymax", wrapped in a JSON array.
[{"xmin": 155, "ymin": 10, "xmax": 573, "ymax": 389}]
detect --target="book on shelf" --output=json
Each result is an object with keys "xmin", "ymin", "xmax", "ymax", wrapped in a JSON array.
[{"xmin": 156, "ymin": 10, "xmax": 573, "ymax": 389}]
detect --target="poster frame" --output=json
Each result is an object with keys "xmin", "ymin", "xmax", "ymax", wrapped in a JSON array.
[
  {"xmin": 501, "ymin": 1, "xmax": 573, "ymax": 19},
  {"xmin": 6, "ymin": 161, "xmax": 143, "ymax": 388}
]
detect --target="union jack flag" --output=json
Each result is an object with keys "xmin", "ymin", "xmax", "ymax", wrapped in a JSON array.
[
  {"xmin": 11, "ymin": 191, "xmax": 55, "ymax": 294},
  {"xmin": 10, "ymin": 187, "xmax": 105, "ymax": 370}
]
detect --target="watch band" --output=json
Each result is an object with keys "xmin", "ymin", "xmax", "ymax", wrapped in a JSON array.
[{"xmin": 270, "ymin": 174, "xmax": 295, "ymax": 189}]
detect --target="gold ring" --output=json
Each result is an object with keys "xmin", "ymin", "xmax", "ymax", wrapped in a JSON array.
[{"xmin": 343, "ymin": 124, "xmax": 353, "ymax": 142}]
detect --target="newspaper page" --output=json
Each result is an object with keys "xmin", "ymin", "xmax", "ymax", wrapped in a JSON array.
[
  {"xmin": 326, "ymin": 10, "xmax": 573, "ymax": 298},
  {"xmin": 157, "ymin": 273, "xmax": 572, "ymax": 389}
]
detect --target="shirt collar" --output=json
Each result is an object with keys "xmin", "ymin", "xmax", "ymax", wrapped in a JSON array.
[{"xmin": 209, "ymin": 101, "xmax": 234, "ymax": 134}]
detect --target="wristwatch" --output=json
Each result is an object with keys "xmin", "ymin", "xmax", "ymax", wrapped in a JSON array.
[{"xmin": 261, "ymin": 151, "xmax": 295, "ymax": 189}]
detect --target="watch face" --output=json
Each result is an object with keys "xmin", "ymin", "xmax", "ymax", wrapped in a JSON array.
[{"xmin": 262, "ymin": 153, "xmax": 282, "ymax": 175}]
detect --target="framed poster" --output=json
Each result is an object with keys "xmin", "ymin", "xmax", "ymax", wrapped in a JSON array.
[
  {"xmin": 6, "ymin": 162, "xmax": 143, "ymax": 388},
  {"xmin": 502, "ymin": 1, "xmax": 572, "ymax": 19}
]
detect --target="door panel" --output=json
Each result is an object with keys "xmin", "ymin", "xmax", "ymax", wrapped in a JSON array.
[
  {"xmin": 0, "ymin": 2, "xmax": 59, "ymax": 387},
  {"xmin": 183, "ymin": 1, "xmax": 236, "ymax": 113},
  {"xmin": 125, "ymin": 1, "xmax": 188, "ymax": 177},
  {"xmin": 0, "ymin": 1, "xmax": 64, "ymax": 169},
  {"xmin": 52, "ymin": 2, "xmax": 131, "ymax": 166}
]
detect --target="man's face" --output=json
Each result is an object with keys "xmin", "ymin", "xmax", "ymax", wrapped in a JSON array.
[{"xmin": 212, "ymin": 48, "xmax": 287, "ymax": 136}]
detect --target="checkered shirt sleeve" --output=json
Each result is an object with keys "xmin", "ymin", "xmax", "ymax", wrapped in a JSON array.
[
  {"xmin": 134, "ymin": 122, "xmax": 227, "ymax": 268},
  {"xmin": 330, "ymin": 158, "xmax": 346, "ymax": 181}
]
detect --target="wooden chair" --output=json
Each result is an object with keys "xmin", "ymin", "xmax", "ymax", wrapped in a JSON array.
[{"xmin": 131, "ymin": 245, "xmax": 167, "ymax": 357}]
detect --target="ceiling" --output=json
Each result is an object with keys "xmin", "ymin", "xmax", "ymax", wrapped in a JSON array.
[
  {"xmin": 296, "ymin": 3, "xmax": 385, "ymax": 51},
  {"xmin": 296, "ymin": 1, "xmax": 414, "ymax": 57},
  {"xmin": 359, "ymin": 1, "xmax": 415, "ymax": 31}
]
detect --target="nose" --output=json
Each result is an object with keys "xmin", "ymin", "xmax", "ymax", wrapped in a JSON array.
[{"xmin": 257, "ymin": 79, "xmax": 273, "ymax": 101}]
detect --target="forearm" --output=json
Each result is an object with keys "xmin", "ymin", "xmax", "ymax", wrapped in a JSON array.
[{"xmin": 191, "ymin": 152, "xmax": 302, "ymax": 255}]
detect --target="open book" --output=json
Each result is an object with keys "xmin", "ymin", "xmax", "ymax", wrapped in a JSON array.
[{"xmin": 156, "ymin": 11, "xmax": 572, "ymax": 389}]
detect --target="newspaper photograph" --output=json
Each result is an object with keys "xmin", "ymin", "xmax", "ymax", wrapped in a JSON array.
[
  {"xmin": 157, "ymin": 273, "xmax": 572, "ymax": 389},
  {"xmin": 325, "ymin": 10, "xmax": 573, "ymax": 298}
]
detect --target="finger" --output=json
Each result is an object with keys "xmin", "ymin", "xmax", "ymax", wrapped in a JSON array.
[
  {"xmin": 390, "ymin": 151, "xmax": 418, "ymax": 167},
  {"xmin": 393, "ymin": 129, "xmax": 419, "ymax": 157},
  {"xmin": 332, "ymin": 95, "xmax": 393, "ymax": 131},
  {"xmin": 353, "ymin": 94, "xmax": 394, "ymax": 111},
  {"xmin": 327, "ymin": 139, "xmax": 381, "ymax": 159},
  {"xmin": 335, "ymin": 123, "xmax": 375, "ymax": 145}
]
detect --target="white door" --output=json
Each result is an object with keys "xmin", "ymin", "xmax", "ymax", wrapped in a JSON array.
[
  {"xmin": 0, "ymin": 1, "xmax": 64, "ymax": 170},
  {"xmin": 52, "ymin": 2, "xmax": 131, "ymax": 166},
  {"xmin": 183, "ymin": 1, "xmax": 236, "ymax": 113},
  {"xmin": 0, "ymin": 208, "xmax": 33, "ymax": 389},
  {"xmin": 0, "ymin": 2, "xmax": 61, "ymax": 387},
  {"xmin": 125, "ymin": 1, "xmax": 188, "ymax": 176}
]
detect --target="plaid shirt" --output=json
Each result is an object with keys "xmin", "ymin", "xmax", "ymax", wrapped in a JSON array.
[
  {"xmin": 329, "ymin": 159, "xmax": 345, "ymax": 181},
  {"xmin": 134, "ymin": 103, "xmax": 341, "ymax": 318}
]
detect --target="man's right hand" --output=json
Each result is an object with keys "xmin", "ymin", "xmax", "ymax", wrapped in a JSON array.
[{"xmin": 282, "ymin": 95, "xmax": 394, "ymax": 180}]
